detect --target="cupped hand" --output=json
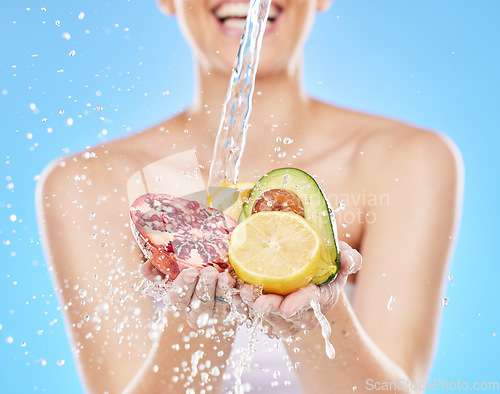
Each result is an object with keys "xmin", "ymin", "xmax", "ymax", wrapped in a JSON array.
[
  {"xmin": 240, "ymin": 241, "xmax": 362, "ymax": 337},
  {"xmin": 142, "ymin": 262, "xmax": 244, "ymax": 330}
]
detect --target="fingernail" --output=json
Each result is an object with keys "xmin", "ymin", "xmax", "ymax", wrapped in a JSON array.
[
  {"xmin": 218, "ymin": 275, "xmax": 230, "ymax": 287},
  {"xmin": 201, "ymin": 274, "xmax": 216, "ymax": 286},
  {"xmin": 183, "ymin": 269, "xmax": 198, "ymax": 284},
  {"xmin": 254, "ymin": 303, "xmax": 271, "ymax": 314}
]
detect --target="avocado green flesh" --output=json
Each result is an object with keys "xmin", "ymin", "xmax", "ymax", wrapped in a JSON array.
[{"xmin": 240, "ymin": 168, "xmax": 340, "ymax": 285}]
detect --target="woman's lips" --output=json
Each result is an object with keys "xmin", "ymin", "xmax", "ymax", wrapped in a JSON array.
[{"xmin": 212, "ymin": 1, "xmax": 282, "ymax": 37}]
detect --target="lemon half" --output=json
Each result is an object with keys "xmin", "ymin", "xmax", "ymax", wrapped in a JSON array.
[{"xmin": 228, "ymin": 211, "xmax": 321, "ymax": 295}]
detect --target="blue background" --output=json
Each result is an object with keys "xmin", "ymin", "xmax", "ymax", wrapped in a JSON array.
[{"xmin": 1, "ymin": 0, "xmax": 499, "ymax": 392}]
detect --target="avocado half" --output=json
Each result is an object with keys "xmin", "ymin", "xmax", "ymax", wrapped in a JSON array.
[{"xmin": 239, "ymin": 168, "xmax": 340, "ymax": 285}]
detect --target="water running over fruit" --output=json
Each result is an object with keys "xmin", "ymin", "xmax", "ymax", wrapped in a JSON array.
[{"xmin": 207, "ymin": 0, "xmax": 272, "ymax": 190}]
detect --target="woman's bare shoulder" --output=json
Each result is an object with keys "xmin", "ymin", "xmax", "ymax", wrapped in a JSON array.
[
  {"xmin": 37, "ymin": 115, "xmax": 190, "ymax": 199},
  {"xmin": 358, "ymin": 112, "xmax": 462, "ymax": 179},
  {"xmin": 314, "ymin": 100, "xmax": 462, "ymax": 175}
]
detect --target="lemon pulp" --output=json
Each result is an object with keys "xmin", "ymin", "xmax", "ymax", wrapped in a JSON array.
[{"xmin": 229, "ymin": 211, "xmax": 321, "ymax": 295}]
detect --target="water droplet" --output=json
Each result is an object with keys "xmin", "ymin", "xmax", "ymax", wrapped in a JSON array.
[
  {"xmin": 275, "ymin": 136, "xmax": 282, "ymax": 143},
  {"xmin": 494, "ymin": 332, "xmax": 497, "ymax": 338},
  {"xmin": 153, "ymin": 364, "xmax": 159, "ymax": 372},
  {"xmin": 79, "ymin": 289, "xmax": 87, "ymax": 298},
  {"xmin": 283, "ymin": 137, "xmax": 293, "ymax": 144},
  {"xmin": 62, "ymin": 32, "xmax": 71, "ymax": 40},
  {"xmin": 448, "ymin": 275, "xmax": 453, "ymax": 282},
  {"xmin": 66, "ymin": 118, "xmax": 74, "ymax": 126},
  {"xmin": 96, "ymin": 105, "xmax": 103, "ymax": 111},
  {"xmin": 441, "ymin": 297, "xmax": 449, "ymax": 307},
  {"xmin": 55, "ymin": 20, "xmax": 60, "ymax": 26},
  {"xmin": 20, "ymin": 341, "xmax": 26, "ymax": 347},
  {"xmin": 78, "ymin": 12, "xmax": 85, "ymax": 20},
  {"xmin": 387, "ymin": 294, "xmax": 396, "ymax": 311},
  {"xmin": 57, "ymin": 359, "xmax": 65, "ymax": 366},
  {"xmin": 196, "ymin": 312, "xmax": 210, "ymax": 327},
  {"xmin": 59, "ymin": 109, "xmax": 64, "ymax": 115},
  {"xmin": 9, "ymin": 214, "xmax": 17, "ymax": 222},
  {"xmin": 69, "ymin": 50, "xmax": 75, "ymax": 57},
  {"xmin": 6, "ymin": 336, "xmax": 13, "ymax": 344},
  {"xmin": 40, "ymin": 359, "xmax": 47, "ymax": 366},
  {"xmin": 41, "ymin": 7, "xmax": 46, "ymax": 12}
]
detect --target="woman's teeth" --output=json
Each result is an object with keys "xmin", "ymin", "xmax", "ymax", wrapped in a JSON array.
[
  {"xmin": 223, "ymin": 18, "xmax": 247, "ymax": 30},
  {"xmin": 215, "ymin": 2, "xmax": 250, "ymax": 20},
  {"xmin": 214, "ymin": 2, "xmax": 279, "ymax": 28}
]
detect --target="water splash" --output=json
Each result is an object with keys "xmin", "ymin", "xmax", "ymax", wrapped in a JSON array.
[
  {"xmin": 231, "ymin": 315, "xmax": 264, "ymax": 393},
  {"xmin": 310, "ymin": 299, "xmax": 335, "ymax": 359},
  {"xmin": 207, "ymin": 0, "xmax": 272, "ymax": 191},
  {"xmin": 387, "ymin": 294, "xmax": 396, "ymax": 311}
]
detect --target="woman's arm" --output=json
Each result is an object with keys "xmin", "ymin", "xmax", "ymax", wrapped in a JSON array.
[
  {"xmin": 242, "ymin": 130, "xmax": 464, "ymax": 393},
  {"xmin": 350, "ymin": 131, "xmax": 463, "ymax": 383},
  {"xmin": 36, "ymin": 157, "xmax": 157, "ymax": 393},
  {"xmin": 36, "ymin": 155, "xmax": 238, "ymax": 393}
]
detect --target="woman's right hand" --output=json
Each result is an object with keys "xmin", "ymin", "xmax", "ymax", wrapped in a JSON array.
[{"xmin": 142, "ymin": 262, "xmax": 243, "ymax": 330}]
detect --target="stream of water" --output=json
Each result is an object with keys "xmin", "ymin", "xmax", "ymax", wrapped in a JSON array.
[
  {"xmin": 207, "ymin": 0, "xmax": 272, "ymax": 190},
  {"xmin": 203, "ymin": 0, "xmax": 337, "ymax": 389}
]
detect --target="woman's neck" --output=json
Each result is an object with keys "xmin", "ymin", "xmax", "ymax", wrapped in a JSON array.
[{"xmin": 186, "ymin": 61, "xmax": 311, "ymax": 135}]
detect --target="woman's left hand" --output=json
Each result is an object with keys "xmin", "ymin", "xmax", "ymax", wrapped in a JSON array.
[{"xmin": 240, "ymin": 241, "xmax": 362, "ymax": 337}]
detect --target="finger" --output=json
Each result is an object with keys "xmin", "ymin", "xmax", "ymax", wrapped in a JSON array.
[
  {"xmin": 279, "ymin": 284, "xmax": 317, "ymax": 319},
  {"xmin": 253, "ymin": 294, "xmax": 283, "ymax": 314},
  {"xmin": 338, "ymin": 242, "xmax": 362, "ymax": 275},
  {"xmin": 167, "ymin": 268, "xmax": 199, "ymax": 309},
  {"xmin": 338, "ymin": 240, "xmax": 351, "ymax": 250},
  {"xmin": 141, "ymin": 260, "xmax": 165, "ymax": 282},
  {"xmin": 190, "ymin": 266, "xmax": 218, "ymax": 317},
  {"xmin": 317, "ymin": 281, "xmax": 340, "ymax": 312},
  {"xmin": 239, "ymin": 283, "xmax": 259, "ymax": 308},
  {"xmin": 280, "ymin": 281, "xmax": 340, "ymax": 321},
  {"xmin": 215, "ymin": 271, "xmax": 236, "ymax": 306},
  {"xmin": 291, "ymin": 308, "xmax": 319, "ymax": 331}
]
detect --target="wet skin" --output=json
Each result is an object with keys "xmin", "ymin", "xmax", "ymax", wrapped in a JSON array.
[{"xmin": 37, "ymin": 1, "xmax": 463, "ymax": 393}]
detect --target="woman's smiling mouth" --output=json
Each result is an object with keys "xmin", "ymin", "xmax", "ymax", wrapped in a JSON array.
[{"xmin": 212, "ymin": 1, "xmax": 282, "ymax": 36}]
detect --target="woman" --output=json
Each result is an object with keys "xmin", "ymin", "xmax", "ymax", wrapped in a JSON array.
[{"xmin": 37, "ymin": 0, "xmax": 463, "ymax": 392}]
